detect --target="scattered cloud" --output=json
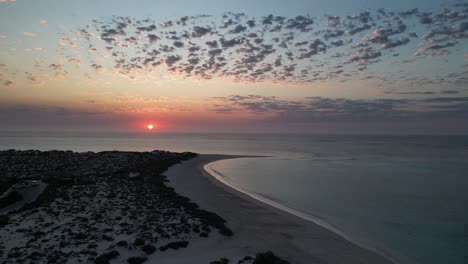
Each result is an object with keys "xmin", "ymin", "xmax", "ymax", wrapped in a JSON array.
[
  {"xmin": 3, "ymin": 81, "xmax": 14, "ymax": 87},
  {"xmin": 48, "ymin": 63, "xmax": 69, "ymax": 78},
  {"xmin": 91, "ymin": 63, "xmax": 104, "ymax": 72},
  {"xmin": 23, "ymin": 32, "xmax": 37, "ymax": 37},
  {"xmin": 40, "ymin": 20, "xmax": 48, "ymax": 24},
  {"xmin": 212, "ymin": 95, "xmax": 468, "ymax": 123},
  {"xmin": 52, "ymin": 2, "xmax": 466, "ymax": 85}
]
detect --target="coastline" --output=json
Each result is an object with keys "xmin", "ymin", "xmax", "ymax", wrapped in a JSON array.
[
  {"xmin": 204, "ymin": 158, "xmax": 406, "ymax": 264},
  {"xmin": 165, "ymin": 154, "xmax": 395, "ymax": 264}
]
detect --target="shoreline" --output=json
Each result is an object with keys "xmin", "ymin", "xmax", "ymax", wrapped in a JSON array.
[
  {"xmin": 166, "ymin": 154, "xmax": 395, "ymax": 264},
  {"xmin": 204, "ymin": 159, "xmax": 400, "ymax": 263}
]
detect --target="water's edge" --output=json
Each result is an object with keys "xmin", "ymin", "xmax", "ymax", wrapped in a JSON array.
[{"xmin": 203, "ymin": 158, "xmax": 405, "ymax": 264}]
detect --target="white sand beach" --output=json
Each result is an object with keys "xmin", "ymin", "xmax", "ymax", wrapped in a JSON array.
[{"xmin": 166, "ymin": 154, "xmax": 395, "ymax": 264}]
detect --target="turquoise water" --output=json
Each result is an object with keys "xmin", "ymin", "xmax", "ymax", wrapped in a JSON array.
[
  {"xmin": 207, "ymin": 136, "xmax": 468, "ymax": 264},
  {"xmin": 1, "ymin": 132, "xmax": 467, "ymax": 263}
]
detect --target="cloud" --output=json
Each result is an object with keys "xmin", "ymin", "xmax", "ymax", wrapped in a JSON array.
[
  {"xmin": 58, "ymin": 37, "xmax": 69, "ymax": 45},
  {"xmin": 246, "ymin": 20, "xmax": 255, "ymax": 28},
  {"xmin": 147, "ymin": 34, "xmax": 160, "ymax": 43},
  {"xmin": 285, "ymin": 15, "xmax": 314, "ymax": 32},
  {"xmin": 160, "ymin": 20, "xmax": 173, "ymax": 27},
  {"xmin": 48, "ymin": 63, "xmax": 69, "ymax": 78},
  {"xmin": 385, "ymin": 91, "xmax": 435, "ymax": 95},
  {"xmin": 212, "ymin": 95, "xmax": 468, "ymax": 124},
  {"xmin": 165, "ymin": 55, "xmax": 181, "ymax": 66},
  {"xmin": 191, "ymin": 26, "xmax": 212, "ymax": 37},
  {"xmin": 381, "ymin": 38, "xmax": 410, "ymax": 49},
  {"xmin": 384, "ymin": 90, "xmax": 460, "ymax": 95},
  {"xmin": 440, "ymin": 90, "xmax": 460, "ymax": 95},
  {"xmin": 49, "ymin": 63, "xmax": 64, "ymax": 70},
  {"xmin": 0, "ymin": 0, "xmax": 16, "ymax": 2},
  {"xmin": 173, "ymin": 41, "xmax": 184, "ymax": 48},
  {"xmin": 91, "ymin": 64, "xmax": 104, "ymax": 72},
  {"xmin": 40, "ymin": 20, "xmax": 48, "ymax": 24},
  {"xmin": 348, "ymin": 24, "xmax": 371, "ymax": 35},
  {"xmin": 229, "ymin": 24, "xmax": 247, "ymax": 34},
  {"xmin": 49, "ymin": 2, "xmax": 467, "ymax": 85},
  {"xmin": 3, "ymin": 81, "xmax": 14, "ymax": 87},
  {"xmin": 419, "ymin": 16, "xmax": 433, "ymax": 24},
  {"xmin": 136, "ymin": 24, "xmax": 156, "ymax": 32},
  {"xmin": 68, "ymin": 58, "xmax": 82, "ymax": 65},
  {"xmin": 220, "ymin": 37, "xmax": 244, "ymax": 48},
  {"xmin": 415, "ymin": 42, "xmax": 456, "ymax": 56},
  {"xmin": 349, "ymin": 48, "xmax": 382, "ymax": 64},
  {"xmin": 23, "ymin": 32, "xmax": 37, "ymax": 37}
]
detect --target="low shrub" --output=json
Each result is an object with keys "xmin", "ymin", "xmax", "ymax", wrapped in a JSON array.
[
  {"xmin": 159, "ymin": 241, "xmax": 189, "ymax": 251},
  {"xmin": 133, "ymin": 237, "xmax": 145, "ymax": 246},
  {"xmin": 116, "ymin": 240, "xmax": 128, "ymax": 247},
  {"xmin": 0, "ymin": 215, "xmax": 9, "ymax": 227},
  {"xmin": 94, "ymin": 250, "xmax": 120, "ymax": 264},
  {"xmin": 0, "ymin": 190, "xmax": 22, "ymax": 209},
  {"xmin": 141, "ymin": 244, "xmax": 156, "ymax": 254},
  {"xmin": 253, "ymin": 251, "xmax": 290, "ymax": 264},
  {"xmin": 127, "ymin": 256, "xmax": 147, "ymax": 264},
  {"xmin": 210, "ymin": 257, "xmax": 229, "ymax": 264}
]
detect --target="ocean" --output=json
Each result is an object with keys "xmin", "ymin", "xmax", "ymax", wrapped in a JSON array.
[{"xmin": 1, "ymin": 131, "xmax": 467, "ymax": 264}]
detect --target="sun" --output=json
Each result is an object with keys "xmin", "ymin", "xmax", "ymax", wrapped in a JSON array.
[{"xmin": 147, "ymin": 124, "xmax": 154, "ymax": 130}]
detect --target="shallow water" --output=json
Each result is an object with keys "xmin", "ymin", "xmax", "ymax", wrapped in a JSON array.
[
  {"xmin": 207, "ymin": 136, "xmax": 468, "ymax": 264},
  {"xmin": 1, "ymin": 131, "xmax": 467, "ymax": 263}
]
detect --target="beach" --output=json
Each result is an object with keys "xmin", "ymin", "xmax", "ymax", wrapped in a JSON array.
[
  {"xmin": 2, "ymin": 144, "xmax": 465, "ymax": 263},
  {"xmin": 166, "ymin": 154, "xmax": 394, "ymax": 264}
]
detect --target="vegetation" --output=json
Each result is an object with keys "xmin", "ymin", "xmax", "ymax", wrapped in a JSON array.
[
  {"xmin": 0, "ymin": 178, "xmax": 18, "ymax": 196},
  {"xmin": 94, "ymin": 250, "xmax": 120, "ymax": 264},
  {"xmin": 210, "ymin": 257, "xmax": 229, "ymax": 264},
  {"xmin": 141, "ymin": 244, "xmax": 156, "ymax": 254},
  {"xmin": 253, "ymin": 251, "xmax": 291, "ymax": 264},
  {"xmin": 127, "ymin": 256, "xmax": 147, "ymax": 264},
  {"xmin": 0, "ymin": 215, "xmax": 9, "ymax": 227},
  {"xmin": 159, "ymin": 241, "xmax": 189, "ymax": 251},
  {"xmin": 0, "ymin": 150, "xmax": 238, "ymax": 263},
  {"xmin": 0, "ymin": 190, "xmax": 23, "ymax": 209}
]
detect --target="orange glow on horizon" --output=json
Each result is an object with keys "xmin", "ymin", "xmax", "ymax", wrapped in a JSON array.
[{"xmin": 133, "ymin": 120, "xmax": 170, "ymax": 131}]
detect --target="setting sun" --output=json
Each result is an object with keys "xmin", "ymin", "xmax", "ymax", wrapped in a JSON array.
[{"xmin": 1, "ymin": 1, "xmax": 467, "ymax": 264}]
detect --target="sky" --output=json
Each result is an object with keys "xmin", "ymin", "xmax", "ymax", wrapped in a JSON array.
[{"xmin": 0, "ymin": 0, "xmax": 467, "ymax": 133}]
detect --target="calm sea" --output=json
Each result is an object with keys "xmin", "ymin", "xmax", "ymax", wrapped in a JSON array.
[{"xmin": 1, "ymin": 131, "xmax": 467, "ymax": 264}]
